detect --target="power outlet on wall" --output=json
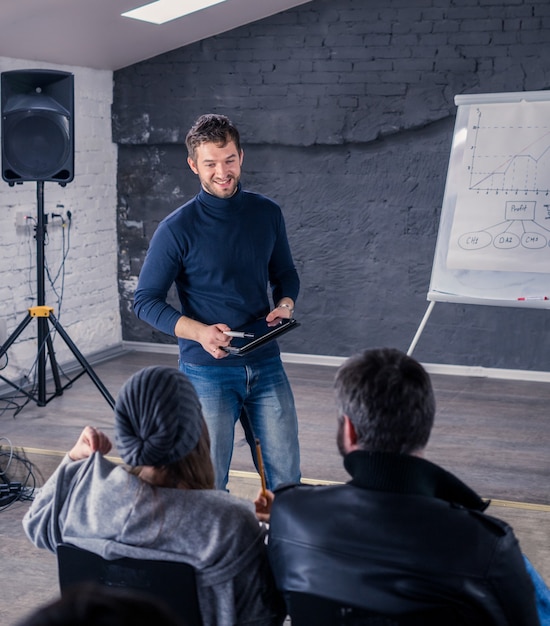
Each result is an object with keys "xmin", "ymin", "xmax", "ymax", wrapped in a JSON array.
[
  {"xmin": 50, "ymin": 204, "xmax": 72, "ymax": 226},
  {"xmin": 15, "ymin": 211, "xmax": 32, "ymax": 228}
]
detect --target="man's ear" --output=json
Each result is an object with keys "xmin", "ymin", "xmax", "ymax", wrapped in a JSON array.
[
  {"xmin": 187, "ymin": 156, "xmax": 199, "ymax": 175},
  {"xmin": 342, "ymin": 415, "xmax": 359, "ymax": 450}
]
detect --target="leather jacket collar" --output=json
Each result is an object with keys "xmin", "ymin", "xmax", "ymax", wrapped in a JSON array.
[{"xmin": 344, "ymin": 450, "xmax": 489, "ymax": 512}]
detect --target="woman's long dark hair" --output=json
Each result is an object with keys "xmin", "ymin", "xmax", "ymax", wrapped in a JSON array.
[
  {"xmin": 131, "ymin": 420, "xmax": 215, "ymax": 491},
  {"xmin": 162, "ymin": 420, "xmax": 215, "ymax": 490}
]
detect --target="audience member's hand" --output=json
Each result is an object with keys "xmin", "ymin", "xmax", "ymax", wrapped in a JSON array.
[
  {"xmin": 254, "ymin": 488, "xmax": 275, "ymax": 522},
  {"xmin": 68, "ymin": 426, "xmax": 112, "ymax": 461}
]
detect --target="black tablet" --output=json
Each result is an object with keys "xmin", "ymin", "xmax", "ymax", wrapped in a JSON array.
[{"xmin": 221, "ymin": 317, "xmax": 300, "ymax": 355}]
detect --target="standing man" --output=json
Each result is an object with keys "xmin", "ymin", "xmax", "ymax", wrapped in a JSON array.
[{"xmin": 134, "ymin": 113, "xmax": 301, "ymax": 491}]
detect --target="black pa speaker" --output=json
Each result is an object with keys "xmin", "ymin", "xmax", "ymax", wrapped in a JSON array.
[{"xmin": 1, "ymin": 69, "xmax": 74, "ymax": 185}]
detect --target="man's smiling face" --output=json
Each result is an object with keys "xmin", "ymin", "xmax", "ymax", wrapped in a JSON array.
[{"xmin": 187, "ymin": 140, "xmax": 244, "ymax": 199}]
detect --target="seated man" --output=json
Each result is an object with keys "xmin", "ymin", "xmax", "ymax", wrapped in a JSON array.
[
  {"xmin": 23, "ymin": 365, "xmax": 285, "ymax": 626},
  {"xmin": 257, "ymin": 348, "xmax": 541, "ymax": 625}
]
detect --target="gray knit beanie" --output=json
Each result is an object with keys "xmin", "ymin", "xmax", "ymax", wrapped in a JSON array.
[{"xmin": 114, "ymin": 366, "xmax": 203, "ymax": 467}]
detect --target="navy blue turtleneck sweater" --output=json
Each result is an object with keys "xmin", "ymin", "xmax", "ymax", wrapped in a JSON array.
[{"xmin": 134, "ymin": 185, "xmax": 300, "ymax": 366}]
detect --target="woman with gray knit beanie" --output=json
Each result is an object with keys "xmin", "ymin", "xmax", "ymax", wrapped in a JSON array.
[{"xmin": 23, "ymin": 366, "xmax": 286, "ymax": 626}]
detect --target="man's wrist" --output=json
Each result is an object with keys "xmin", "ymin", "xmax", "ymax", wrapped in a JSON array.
[
  {"xmin": 175, "ymin": 315, "xmax": 206, "ymax": 341},
  {"xmin": 277, "ymin": 302, "xmax": 294, "ymax": 316}
]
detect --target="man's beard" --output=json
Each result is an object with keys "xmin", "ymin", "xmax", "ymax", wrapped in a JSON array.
[{"xmin": 201, "ymin": 174, "xmax": 239, "ymax": 199}]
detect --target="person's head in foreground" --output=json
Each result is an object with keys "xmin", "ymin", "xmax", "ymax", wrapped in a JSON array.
[
  {"xmin": 334, "ymin": 346, "xmax": 435, "ymax": 457},
  {"xmin": 17, "ymin": 583, "xmax": 185, "ymax": 626},
  {"xmin": 115, "ymin": 365, "xmax": 215, "ymax": 490}
]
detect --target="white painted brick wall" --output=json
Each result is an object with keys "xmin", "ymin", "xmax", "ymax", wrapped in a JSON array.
[{"xmin": 0, "ymin": 57, "xmax": 120, "ymax": 384}]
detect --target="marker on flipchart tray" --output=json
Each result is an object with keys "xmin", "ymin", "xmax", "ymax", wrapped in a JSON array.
[{"xmin": 517, "ymin": 296, "xmax": 548, "ymax": 301}]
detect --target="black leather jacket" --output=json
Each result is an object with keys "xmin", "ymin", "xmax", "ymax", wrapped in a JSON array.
[{"xmin": 268, "ymin": 451, "xmax": 539, "ymax": 625}]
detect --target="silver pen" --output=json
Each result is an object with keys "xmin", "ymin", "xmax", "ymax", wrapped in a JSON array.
[{"xmin": 223, "ymin": 331, "xmax": 255, "ymax": 338}]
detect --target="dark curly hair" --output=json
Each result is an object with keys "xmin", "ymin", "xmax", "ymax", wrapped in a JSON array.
[{"xmin": 185, "ymin": 113, "xmax": 241, "ymax": 160}]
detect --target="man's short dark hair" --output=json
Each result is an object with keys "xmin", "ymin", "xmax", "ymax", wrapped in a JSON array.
[
  {"xmin": 334, "ymin": 347, "xmax": 435, "ymax": 454},
  {"xmin": 185, "ymin": 114, "xmax": 241, "ymax": 160}
]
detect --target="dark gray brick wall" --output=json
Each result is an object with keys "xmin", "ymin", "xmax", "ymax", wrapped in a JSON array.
[{"xmin": 114, "ymin": 0, "xmax": 550, "ymax": 370}]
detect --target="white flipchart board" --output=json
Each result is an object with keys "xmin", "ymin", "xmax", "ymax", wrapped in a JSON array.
[{"xmin": 408, "ymin": 91, "xmax": 550, "ymax": 355}]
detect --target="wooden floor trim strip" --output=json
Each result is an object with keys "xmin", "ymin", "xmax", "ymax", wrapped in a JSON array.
[{"xmin": 16, "ymin": 448, "xmax": 550, "ymax": 513}]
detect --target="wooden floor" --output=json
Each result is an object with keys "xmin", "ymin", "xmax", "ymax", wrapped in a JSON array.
[{"xmin": 0, "ymin": 348, "xmax": 549, "ymax": 624}]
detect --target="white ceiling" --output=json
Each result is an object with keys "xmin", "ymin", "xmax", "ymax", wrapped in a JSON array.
[{"xmin": 0, "ymin": 0, "xmax": 312, "ymax": 71}]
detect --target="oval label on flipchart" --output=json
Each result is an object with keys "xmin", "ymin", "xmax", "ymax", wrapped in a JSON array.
[
  {"xmin": 458, "ymin": 231, "xmax": 492, "ymax": 250},
  {"xmin": 521, "ymin": 232, "xmax": 548, "ymax": 249},
  {"xmin": 494, "ymin": 232, "xmax": 520, "ymax": 249}
]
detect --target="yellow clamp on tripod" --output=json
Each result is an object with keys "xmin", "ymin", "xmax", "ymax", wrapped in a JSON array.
[{"xmin": 29, "ymin": 306, "xmax": 54, "ymax": 318}]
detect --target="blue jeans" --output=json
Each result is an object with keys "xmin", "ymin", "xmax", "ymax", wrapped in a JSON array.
[{"xmin": 180, "ymin": 356, "xmax": 301, "ymax": 490}]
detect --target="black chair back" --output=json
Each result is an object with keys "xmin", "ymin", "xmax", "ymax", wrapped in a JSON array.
[{"xmin": 57, "ymin": 543, "xmax": 202, "ymax": 626}]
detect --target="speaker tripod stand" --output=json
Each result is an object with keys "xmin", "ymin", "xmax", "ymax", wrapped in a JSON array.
[{"xmin": 0, "ymin": 181, "xmax": 115, "ymax": 409}]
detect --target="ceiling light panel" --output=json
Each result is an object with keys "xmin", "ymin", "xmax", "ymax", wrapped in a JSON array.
[{"xmin": 122, "ymin": 0, "xmax": 227, "ymax": 25}]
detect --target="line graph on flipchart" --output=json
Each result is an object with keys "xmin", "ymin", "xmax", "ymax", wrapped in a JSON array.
[
  {"xmin": 447, "ymin": 101, "xmax": 550, "ymax": 273},
  {"xmin": 467, "ymin": 106, "xmax": 550, "ymax": 194}
]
